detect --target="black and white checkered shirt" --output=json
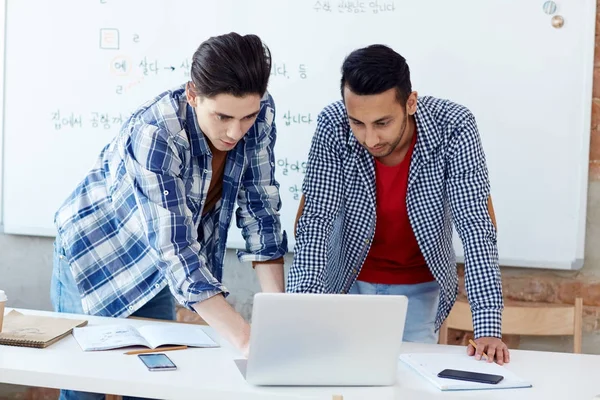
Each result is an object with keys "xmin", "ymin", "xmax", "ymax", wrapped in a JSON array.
[{"xmin": 287, "ymin": 96, "xmax": 503, "ymax": 339}]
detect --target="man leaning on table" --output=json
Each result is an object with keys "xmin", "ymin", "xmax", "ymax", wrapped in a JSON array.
[
  {"xmin": 288, "ymin": 44, "xmax": 510, "ymax": 365},
  {"xmin": 51, "ymin": 32, "xmax": 287, "ymax": 400}
]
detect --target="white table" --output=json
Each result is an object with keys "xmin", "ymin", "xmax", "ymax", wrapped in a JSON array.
[{"xmin": 1, "ymin": 308, "xmax": 599, "ymax": 400}]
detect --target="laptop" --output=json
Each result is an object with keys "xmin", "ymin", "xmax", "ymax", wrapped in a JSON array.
[{"xmin": 239, "ymin": 292, "xmax": 408, "ymax": 386}]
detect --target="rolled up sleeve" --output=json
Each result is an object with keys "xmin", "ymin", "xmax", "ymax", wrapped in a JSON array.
[{"xmin": 236, "ymin": 95, "xmax": 288, "ymax": 264}]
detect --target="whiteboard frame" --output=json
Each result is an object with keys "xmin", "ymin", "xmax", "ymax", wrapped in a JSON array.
[
  {"xmin": 574, "ymin": 0, "xmax": 597, "ymax": 270},
  {"xmin": 540, "ymin": 0, "xmax": 598, "ymax": 271}
]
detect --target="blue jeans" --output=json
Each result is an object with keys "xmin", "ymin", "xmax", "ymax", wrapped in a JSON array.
[
  {"xmin": 348, "ymin": 280, "xmax": 440, "ymax": 344},
  {"xmin": 51, "ymin": 241, "xmax": 176, "ymax": 400}
]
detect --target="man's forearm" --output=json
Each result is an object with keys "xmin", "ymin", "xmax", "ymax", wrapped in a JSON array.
[
  {"xmin": 254, "ymin": 261, "xmax": 285, "ymax": 293},
  {"xmin": 192, "ymin": 294, "xmax": 250, "ymax": 353}
]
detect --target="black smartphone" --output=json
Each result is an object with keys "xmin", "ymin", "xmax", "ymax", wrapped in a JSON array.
[
  {"xmin": 437, "ymin": 369, "xmax": 503, "ymax": 384},
  {"xmin": 138, "ymin": 353, "xmax": 177, "ymax": 371}
]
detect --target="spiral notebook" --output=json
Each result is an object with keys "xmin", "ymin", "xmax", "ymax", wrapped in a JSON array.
[{"xmin": 0, "ymin": 310, "xmax": 87, "ymax": 348}]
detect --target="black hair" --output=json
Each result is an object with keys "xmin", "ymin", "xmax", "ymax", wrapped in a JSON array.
[
  {"xmin": 340, "ymin": 44, "xmax": 412, "ymax": 105},
  {"xmin": 190, "ymin": 32, "xmax": 271, "ymax": 98}
]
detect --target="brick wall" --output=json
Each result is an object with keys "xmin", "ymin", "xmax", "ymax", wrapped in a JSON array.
[{"xmin": 592, "ymin": 7, "xmax": 600, "ymax": 179}]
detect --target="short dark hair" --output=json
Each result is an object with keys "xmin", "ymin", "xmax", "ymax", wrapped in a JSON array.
[
  {"xmin": 340, "ymin": 44, "xmax": 412, "ymax": 105},
  {"xmin": 190, "ymin": 32, "xmax": 271, "ymax": 98}
]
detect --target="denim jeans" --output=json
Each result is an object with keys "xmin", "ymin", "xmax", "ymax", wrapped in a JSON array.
[
  {"xmin": 51, "ymin": 241, "xmax": 176, "ymax": 400},
  {"xmin": 348, "ymin": 279, "xmax": 440, "ymax": 344}
]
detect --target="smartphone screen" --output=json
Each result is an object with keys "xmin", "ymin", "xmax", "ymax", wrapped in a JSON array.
[
  {"xmin": 138, "ymin": 353, "xmax": 177, "ymax": 371},
  {"xmin": 437, "ymin": 368, "xmax": 503, "ymax": 384}
]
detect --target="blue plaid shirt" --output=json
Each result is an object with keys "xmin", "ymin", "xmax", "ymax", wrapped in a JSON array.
[
  {"xmin": 54, "ymin": 84, "xmax": 288, "ymax": 317},
  {"xmin": 288, "ymin": 97, "xmax": 503, "ymax": 339}
]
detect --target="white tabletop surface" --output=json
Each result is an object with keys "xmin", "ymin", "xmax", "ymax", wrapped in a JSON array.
[{"xmin": 1, "ymin": 308, "xmax": 599, "ymax": 400}]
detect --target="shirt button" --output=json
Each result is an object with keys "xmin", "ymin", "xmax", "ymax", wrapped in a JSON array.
[
  {"xmin": 364, "ymin": 238, "xmax": 370, "ymax": 244},
  {"xmin": 155, "ymin": 283, "xmax": 160, "ymax": 289},
  {"xmin": 128, "ymin": 306, "xmax": 134, "ymax": 311},
  {"xmin": 59, "ymin": 255, "xmax": 65, "ymax": 260},
  {"xmin": 201, "ymin": 200, "xmax": 204, "ymax": 205},
  {"xmin": 163, "ymin": 190, "xmax": 169, "ymax": 196},
  {"xmin": 203, "ymin": 169, "xmax": 208, "ymax": 174}
]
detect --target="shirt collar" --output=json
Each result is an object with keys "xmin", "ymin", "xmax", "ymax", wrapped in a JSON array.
[{"xmin": 412, "ymin": 97, "xmax": 442, "ymax": 163}]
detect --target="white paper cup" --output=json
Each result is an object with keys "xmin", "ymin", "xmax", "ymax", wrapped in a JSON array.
[{"xmin": 0, "ymin": 290, "xmax": 7, "ymax": 333}]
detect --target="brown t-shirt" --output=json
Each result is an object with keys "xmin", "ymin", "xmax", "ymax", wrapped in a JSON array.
[{"xmin": 202, "ymin": 145, "xmax": 228, "ymax": 216}]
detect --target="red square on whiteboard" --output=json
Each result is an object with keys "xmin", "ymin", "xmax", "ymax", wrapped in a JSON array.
[{"xmin": 99, "ymin": 29, "xmax": 119, "ymax": 50}]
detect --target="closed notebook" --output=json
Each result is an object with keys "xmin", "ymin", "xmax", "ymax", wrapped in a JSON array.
[
  {"xmin": 400, "ymin": 353, "xmax": 533, "ymax": 391},
  {"xmin": 0, "ymin": 310, "xmax": 88, "ymax": 348}
]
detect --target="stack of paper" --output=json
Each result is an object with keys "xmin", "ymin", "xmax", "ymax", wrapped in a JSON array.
[{"xmin": 400, "ymin": 353, "xmax": 532, "ymax": 391}]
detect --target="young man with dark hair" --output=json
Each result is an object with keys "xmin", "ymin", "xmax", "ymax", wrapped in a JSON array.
[
  {"xmin": 52, "ymin": 32, "xmax": 287, "ymax": 398},
  {"xmin": 288, "ymin": 44, "xmax": 509, "ymax": 365}
]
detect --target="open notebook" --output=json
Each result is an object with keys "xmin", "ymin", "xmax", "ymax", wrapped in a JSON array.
[
  {"xmin": 72, "ymin": 323, "xmax": 219, "ymax": 351},
  {"xmin": 400, "ymin": 353, "xmax": 532, "ymax": 391}
]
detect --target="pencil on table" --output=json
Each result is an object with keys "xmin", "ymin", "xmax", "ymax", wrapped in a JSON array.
[
  {"xmin": 468, "ymin": 339, "xmax": 490, "ymax": 361},
  {"xmin": 124, "ymin": 345, "xmax": 188, "ymax": 355}
]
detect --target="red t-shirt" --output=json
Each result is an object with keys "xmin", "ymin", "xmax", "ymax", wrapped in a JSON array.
[{"xmin": 358, "ymin": 131, "xmax": 434, "ymax": 285}]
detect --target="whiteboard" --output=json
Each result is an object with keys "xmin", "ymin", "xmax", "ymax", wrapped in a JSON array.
[{"xmin": 1, "ymin": 0, "xmax": 595, "ymax": 270}]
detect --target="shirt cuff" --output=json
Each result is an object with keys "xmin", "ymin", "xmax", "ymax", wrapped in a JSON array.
[
  {"xmin": 169, "ymin": 268, "xmax": 229, "ymax": 311},
  {"xmin": 237, "ymin": 245, "xmax": 287, "ymax": 265},
  {"xmin": 180, "ymin": 288, "xmax": 226, "ymax": 311},
  {"xmin": 472, "ymin": 308, "xmax": 503, "ymax": 339}
]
